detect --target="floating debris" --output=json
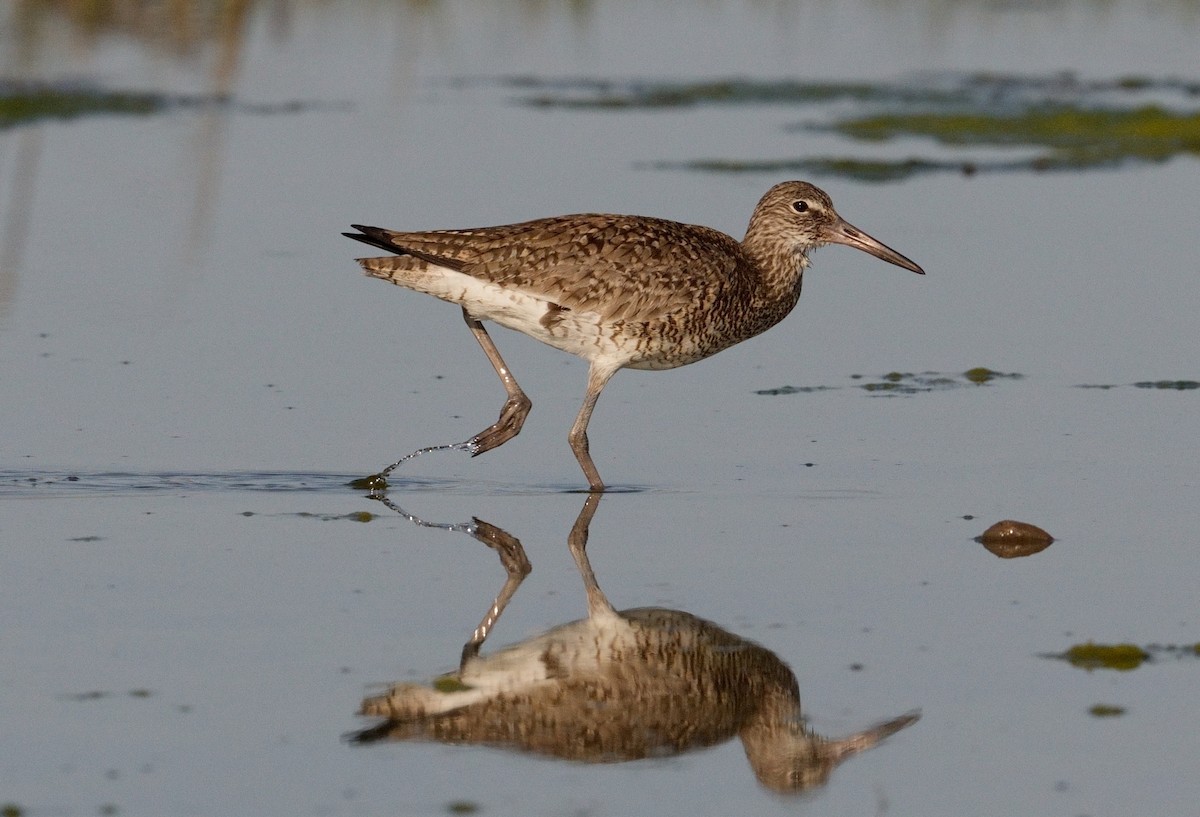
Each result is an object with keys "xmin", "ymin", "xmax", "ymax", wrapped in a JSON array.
[{"xmin": 976, "ymin": 520, "xmax": 1053, "ymax": 558}]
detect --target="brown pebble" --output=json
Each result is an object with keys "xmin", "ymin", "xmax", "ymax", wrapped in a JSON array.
[{"xmin": 977, "ymin": 519, "xmax": 1053, "ymax": 558}]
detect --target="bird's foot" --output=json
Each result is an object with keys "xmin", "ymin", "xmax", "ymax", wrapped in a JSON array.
[{"xmin": 467, "ymin": 393, "xmax": 532, "ymax": 457}]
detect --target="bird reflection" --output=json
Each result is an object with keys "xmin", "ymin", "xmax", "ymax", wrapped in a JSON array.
[{"xmin": 350, "ymin": 493, "xmax": 918, "ymax": 793}]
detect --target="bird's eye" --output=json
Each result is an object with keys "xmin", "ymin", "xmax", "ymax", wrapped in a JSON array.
[{"xmin": 792, "ymin": 200, "xmax": 809, "ymax": 213}]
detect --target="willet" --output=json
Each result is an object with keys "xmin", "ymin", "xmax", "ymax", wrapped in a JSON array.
[{"xmin": 346, "ymin": 181, "xmax": 923, "ymax": 489}]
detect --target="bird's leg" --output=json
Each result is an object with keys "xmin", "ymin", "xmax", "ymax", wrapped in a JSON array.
[
  {"xmin": 461, "ymin": 307, "xmax": 533, "ymax": 457},
  {"xmin": 568, "ymin": 364, "xmax": 617, "ymax": 491},
  {"xmin": 366, "ymin": 309, "xmax": 532, "ymax": 485}
]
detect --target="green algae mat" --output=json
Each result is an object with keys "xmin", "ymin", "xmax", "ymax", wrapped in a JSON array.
[{"xmin": 502, "ymin": 73, "xmax": 1200, "ymax": 180}]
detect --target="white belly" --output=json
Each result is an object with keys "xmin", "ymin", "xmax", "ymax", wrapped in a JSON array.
[{"xmin": 421, "ymin": 267, "xmax": 637, "ymax": 368}]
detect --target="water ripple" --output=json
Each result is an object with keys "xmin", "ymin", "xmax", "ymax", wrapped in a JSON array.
[{"xmin": 0, "ymin": 470, "xmax": 650, "ymax": 498}]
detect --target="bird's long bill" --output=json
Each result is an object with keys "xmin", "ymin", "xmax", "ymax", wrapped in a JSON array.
[{"xmin": 826, "ymin": 218, "xmax": 925, "ymax": 274}]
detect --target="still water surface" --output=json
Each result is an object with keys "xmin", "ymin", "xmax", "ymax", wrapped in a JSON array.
[{"xmin": 2, "ymin": 2, "xmax": 1199, "ymax": 815}]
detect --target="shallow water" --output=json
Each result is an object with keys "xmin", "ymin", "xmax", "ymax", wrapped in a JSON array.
[{"xmin": 3, "ymin": 2, "xmax": 1200, "ymax": 815}]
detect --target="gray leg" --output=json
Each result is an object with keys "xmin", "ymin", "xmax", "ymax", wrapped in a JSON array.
[
  {"xmin": 461, "ymin": 307, "xmax": 533, "ymax": 456},
  {"xmin": 568, "ymin": 363, "xmax": 618, "ymax": 491}
]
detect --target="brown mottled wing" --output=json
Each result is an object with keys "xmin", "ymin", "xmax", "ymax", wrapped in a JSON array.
[{"xmin": 352, "ymin": 215, "xmax": 742, "ymax": 323}]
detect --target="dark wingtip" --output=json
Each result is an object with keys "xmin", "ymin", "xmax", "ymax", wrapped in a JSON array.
[
  {"xmin": 342, "ymin": 225, "xmax": 466, "ymax": 271},
  {"xmin": 342, "ymin": 231, "xmax": 375, "ymax": 247},
  {"xmin": 343, "ymin": 225, "xmax": 396, "ymax": 251}
]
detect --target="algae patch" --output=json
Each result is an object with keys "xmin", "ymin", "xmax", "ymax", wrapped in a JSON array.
[
  {"xmin": 856, "ymin": 368, "xmax": 1021, "ymax": 394},
  {"xmin": 753, "ymin": 385, "xmax": 837, "ymax": 396},
  {"xmin": 1133, "ymin": 380, "xmax": 1200, "ymax": 390},
  {"xmin": 349, "ymin": 473, "xmax": 390, "ymax": 491},
  {"xmin": 292, "ymin": 511, "xmax": 377, "ymax": 522},
  {"xmin": 963, "ymin": 367, "xmax": 1022, "ymax": 385},
  {"xmin": 1045, "ymin": 641, "xmax": 1200, "ymax": 671},
  {"xmin": 1, "ymin": 81, "xmax": 336, "ymax": 131},
  {"xmin": 1060, "ymin": 643, "xmax": 1150, "ymax": 671},
  {"xmin": 755, "ymin": 367, "xmax": 1024, "ymax": 396},
  {"xmin": 509, "ymin": 72, "xmax": 1200, "ymax": 181},
  {"xmin": 820, "ymin": 105, "xmax": 1200, "ymax": 172},
  {"xmin": 503, "ymin": 77, "xmax": 967, "ymax": 110},
  {"xmin": 651, "ymin": 155, "xmax": 1005, "ymax": 181},
  {"xmin": 0, "ymin": 82, "xmax": 166, "ymax": 129},
  {"xmin": 1076, "ymin": 379, "xmax": 1200, "ymax": 390}
]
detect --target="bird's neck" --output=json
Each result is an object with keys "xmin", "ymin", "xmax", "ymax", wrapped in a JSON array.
[{"xmin": 741, "ymin": 232, "xmax": 809, "ymax": 313}]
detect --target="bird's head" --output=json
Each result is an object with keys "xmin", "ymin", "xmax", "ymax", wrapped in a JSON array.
[{"xmin": 746, "ymin": 181, "xmax": 924, "ymax": 275}]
